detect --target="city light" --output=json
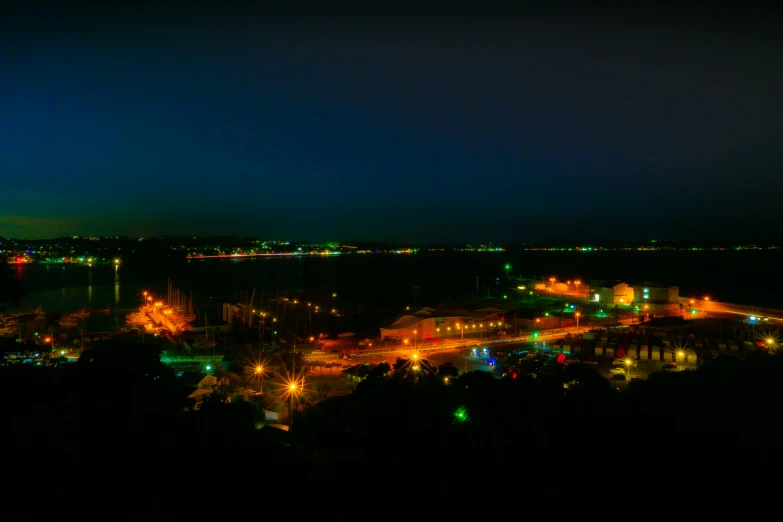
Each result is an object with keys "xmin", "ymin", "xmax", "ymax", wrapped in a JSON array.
[{"xmin": 453, "ymin": 406, "xmax": 469, "ymax": 423}]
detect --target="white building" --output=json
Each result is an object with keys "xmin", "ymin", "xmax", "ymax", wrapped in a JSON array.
[{"xmin": 593, "ymin": 281, "xmax": 635, "ymax": 305}]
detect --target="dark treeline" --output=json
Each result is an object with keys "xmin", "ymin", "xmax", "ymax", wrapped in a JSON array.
[{"xmin": 5, "ymin": 340, "xmax": 783, "ymax": 513}]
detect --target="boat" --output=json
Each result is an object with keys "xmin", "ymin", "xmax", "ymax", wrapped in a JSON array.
[{"xmin": 71, "ymin": 307, "xmax": 90, "ymax": 319}]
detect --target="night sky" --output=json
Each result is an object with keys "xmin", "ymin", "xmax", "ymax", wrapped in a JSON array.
[{"xmin": 3, "ymin": 3, "xmax": 782, "ymax": 242}]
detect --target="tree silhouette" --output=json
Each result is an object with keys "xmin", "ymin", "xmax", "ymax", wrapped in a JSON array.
[{"xmin": 437, "ymin": 362, "xmax": 459, "ymax": 378}]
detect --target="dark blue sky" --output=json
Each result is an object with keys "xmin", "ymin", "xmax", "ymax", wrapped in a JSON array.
[{"xmin": 2, "ymin": 3, "xmax": 782, "ymax": 241}]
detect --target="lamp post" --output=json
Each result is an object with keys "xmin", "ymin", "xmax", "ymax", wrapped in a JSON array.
[
  {"xmin": 255, "ymin": 365, "xmax": 264, "ymax": 392},
  {"xmin": 288, "ymin": 382, "xmax": 297, "ymax": 426},
  {"xmin": 575, "ymin": 312, "xmax": 581, "ymax": 332},
  {"xmin": 625, "ymin": 358, "xmax": 632, "ymax": 380}
]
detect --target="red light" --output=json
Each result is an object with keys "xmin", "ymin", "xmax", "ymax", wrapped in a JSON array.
[
  {"xmin": 512, "ymin": 372, "xmax": 517, "ymax": 379},
  {"xmin": 556, "ymin": 353, "xmax": 566, "ymax": 364},
  {"xmin": 425, "ymin": 334, "xmax": 430, "ymax": 339}
]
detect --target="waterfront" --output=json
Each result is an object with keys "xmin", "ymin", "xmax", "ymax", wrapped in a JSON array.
[{"xmin": 9, "ymin": 250, "xmax": 783, "ymax": 316}]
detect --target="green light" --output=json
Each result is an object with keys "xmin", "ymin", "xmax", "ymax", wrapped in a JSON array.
[
  {"xmin": 533, "ymin": 332, "xmax": 539, "ymax": 338},
  {"xmin": 544, "ymin": 312, "xmax": 549, "ymax": 316},
  {"xmin": 453, "ymin": 406, "xmax": 468, "ymax": 423},
  {"xmin": 504, "ymin": 264, "xmax": 510, "ymax": 270},
  {"xmin": 503, "ymin": 295, "xmax": 507, "ymax": 299},
  {"xmin": 205, "ymin": 365, "xmax": 212, "ymax": 371},
  {"xmin": 273, "ymin": 331, "xmax": 277, "ymax": 335}
]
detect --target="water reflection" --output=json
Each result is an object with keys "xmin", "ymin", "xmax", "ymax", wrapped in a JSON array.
[{"xmin": 115, "ymin": 269, "xmax": 120, "ymax": 304}]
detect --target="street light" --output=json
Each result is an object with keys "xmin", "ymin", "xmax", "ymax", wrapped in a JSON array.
[
  {"xmin": 624, "ymin": 358, "xmax": 632, "ymax": 380},
  {"xmin": 575, "ymin": 312, "xmax": 580, "ymax": 330},
  {"xmin": 287, "ymin": 381, "xmax": 300, "ymax": 426}
]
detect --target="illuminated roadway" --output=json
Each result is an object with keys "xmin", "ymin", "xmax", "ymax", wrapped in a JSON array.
[
  {"xmin": 306, "ymin": 326, "xmax": 594, "ymax": 365},
  {"xmin": 684, "ymin": 298, "xmax": 783, "ymax": 322}
]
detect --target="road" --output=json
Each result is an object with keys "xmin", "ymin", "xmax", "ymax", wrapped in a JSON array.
[
  {"xmin": 304, "ymin": 326, "xmax": 606, "ymax": 375},
  {"xmin": 310, "ymin": 325, "xmax": 597, "ymax": 360}
]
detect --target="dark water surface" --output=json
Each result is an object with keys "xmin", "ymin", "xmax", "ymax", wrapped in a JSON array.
[{"xmin": 11, "ymin": 250, "xmax": 783, "ymax": 315}]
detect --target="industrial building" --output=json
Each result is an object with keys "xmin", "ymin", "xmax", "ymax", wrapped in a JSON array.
[
  {"xmin": 631, "ymin": 283, "xmax": 679, "ymax": 304},
  {"xmin": 592, "ymin": 281, "xmax": 635, "ymax": 305},
  {"xmin": 590, "ymin": 281, "xmax": 679, "ymax": 305},
  {"xmin": 379, "ymin": 306, "xmax": 505, "ymax": 341}
]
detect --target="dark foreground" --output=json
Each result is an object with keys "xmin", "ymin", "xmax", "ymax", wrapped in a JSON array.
[{"xmin": 5, "ymin": 340, "xmax": 783, "ymax": 516}]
